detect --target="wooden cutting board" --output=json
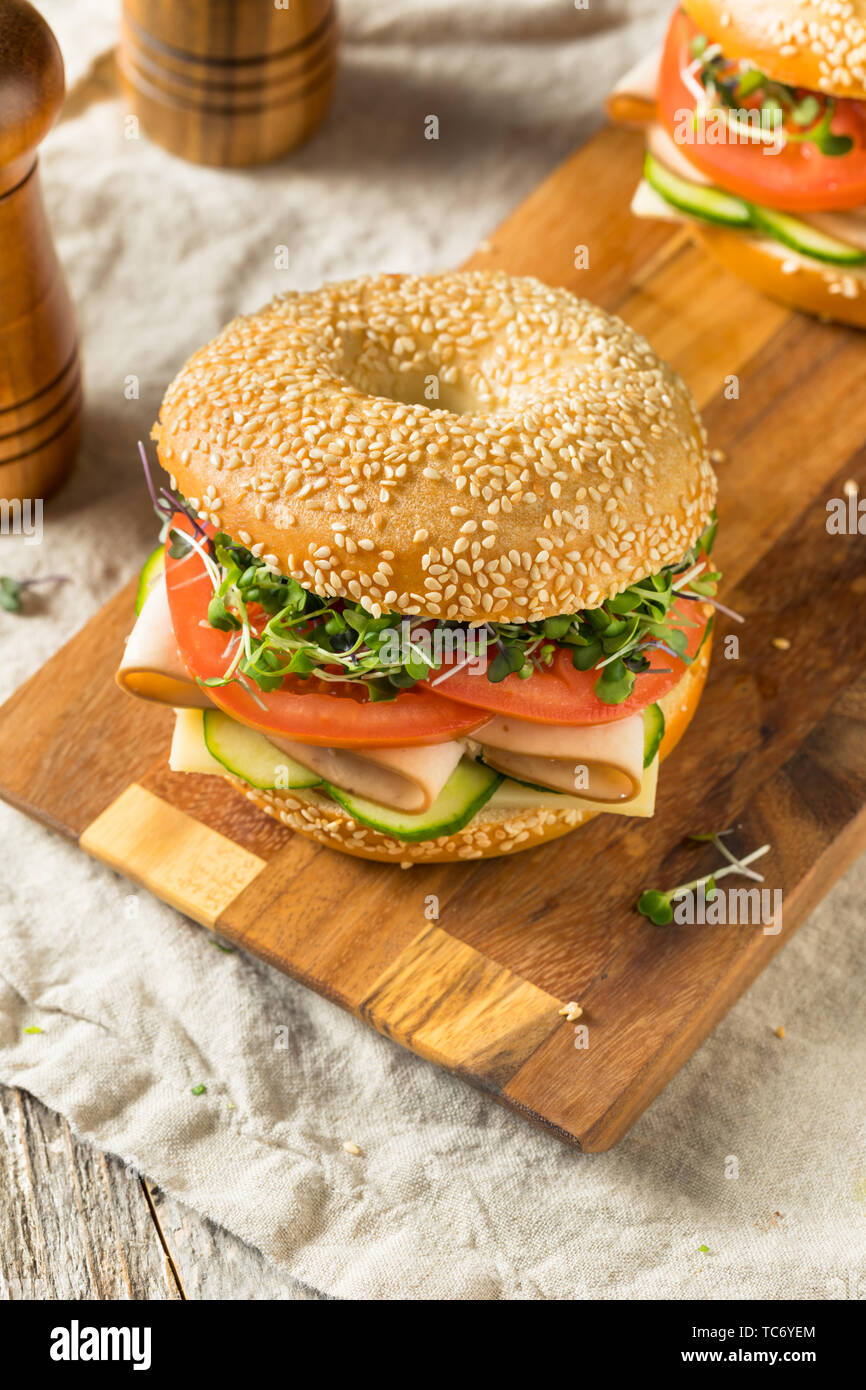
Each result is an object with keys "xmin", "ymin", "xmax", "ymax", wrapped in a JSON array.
[{"xmin": 2, "ymin": 125, "xmax": 865, "ymax": 1151}]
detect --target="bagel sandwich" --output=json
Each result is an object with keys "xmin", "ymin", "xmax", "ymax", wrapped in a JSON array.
[
  {"xmin": 607, "ymin": 2, "xmax": 866, "ymax": 327},
  {"xmin": 117, "ymin": 271, "xmax": 720, "ymax": 864}
]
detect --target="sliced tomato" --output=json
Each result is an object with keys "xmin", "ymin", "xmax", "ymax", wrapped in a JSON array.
[
  {"xmin": 163, "ymin": 515, "xmax": 488, "ymax": 749},
  {"xmin": 428, "ymin": 602, "xmax": 711, "ymax": 726},
  {"xmin": 659, "ymin": 10, "xmax": 866, "ymax": 212}
]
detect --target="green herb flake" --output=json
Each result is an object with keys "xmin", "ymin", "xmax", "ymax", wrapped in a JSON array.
[
  {"xmin": 0, "ymin": 577, "xmax": 22, "ymax": 612},
  {"xmin": 191, "ymin": 1083, "xmax": 207, "ymax": 1096},
  {"xmin": 209, "ymin": 938, "xmax": 234, "ymax": 953},
  {"xmin": 698, "ymin": 1244, "xmax": 710, "ymax": 1254},
  {"xmin": 23, "ymin": 1025, "xmax": 43, "ymax": 1035}
]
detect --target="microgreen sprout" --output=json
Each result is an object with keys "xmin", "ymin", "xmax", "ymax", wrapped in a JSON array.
[
  {"xmin": 637, "ymin": 833, "xmax": 771, "ymax": 925},
  {"xmin": 689, "ymin": 32, "xmax": 854, "ymax": 156},
  {"xmin": 158, "ymin": 453, "xmax": 719, "ymax": 706},
  {"xmin": 186, "ymin": 516, "xmax": 718, "ymax": 703},
  {"xmin": 0, "ymin": 574, "xmax": 70, "ymax": 613},
  {"xmin": 137, "ymin": 440, "xmax": 205, "ymax": 548}
]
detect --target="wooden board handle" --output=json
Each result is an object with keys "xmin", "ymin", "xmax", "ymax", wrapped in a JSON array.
[
  {"xmin": 118, "ymin": 0, "xmax": 339, "ymax": 167},
  {"xmin": 0, "ymin": 0, "xmax": 81, "ymax": 504}
]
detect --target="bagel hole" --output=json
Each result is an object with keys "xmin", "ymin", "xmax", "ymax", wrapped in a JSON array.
[
  {"xmin": 338, "ymin": 335, "xmax": 480, "ymax": 416},
  {"xmin": 378, "ymin": 371, "xmax": 478, "ymax": 415}
]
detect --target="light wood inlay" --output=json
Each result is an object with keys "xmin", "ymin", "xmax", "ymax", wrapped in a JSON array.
[
  {"xmin": 80, "ymin": 785, "xmax": 265, "ymax": 927},
  {"xmin": 361, "ymin": 926, "xmax": 562, "ymax": 1089}
]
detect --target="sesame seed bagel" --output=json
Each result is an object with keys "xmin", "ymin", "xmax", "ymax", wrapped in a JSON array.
[
  {"xmin": 693, "ymin": 223, "xmax": 866, "ymax": 327},
  {"xmin": 155, "ymin": 271, "xmax": 716, "ymax": 624},
  {"xmin": 226, "ymin": 631, "xmax": 711, "ymax": 865},
  {"xmin": 683, "ymin": 0, "xmax": 866, "ymax": 99}
]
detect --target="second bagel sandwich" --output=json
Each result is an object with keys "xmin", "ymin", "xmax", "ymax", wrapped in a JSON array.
[
  {"xmin": 607, "ymin": 1, "xmax": 866, "ymax": 327},
  {"xmin": 117, "ymin": 270, "xmax": 720, "ymax": 864}
]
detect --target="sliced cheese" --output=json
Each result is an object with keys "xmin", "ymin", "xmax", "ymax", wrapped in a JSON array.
[
  {"xmin": 169, "ymin": 709, "xmax": 660, "ymax": 824},
  {"xmin": 490, "ymin": 755, "xmax": 659, "ymax": 819},
  {"xmin": 170, "ymin": 708, "xmax": 226, "ymax": 775},
  {"xmin": 472, "ymin": 711, "xmax": 644, "ymax": 803},
  {"xmin": 169, "ymin": 706, "xmax": 463, "ymax": 814},
  {"xmin": 116, "ymin": 575, "xmax": 210, "ymax": 708}
]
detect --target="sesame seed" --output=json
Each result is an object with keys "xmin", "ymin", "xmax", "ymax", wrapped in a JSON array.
[
  {"xmin": 558, "ymin": 1001, "xmax": 583, "ymax": 1022},
  {"xmin": 156, "ymin": 270, "xmax": 716, "ymax": 623}
]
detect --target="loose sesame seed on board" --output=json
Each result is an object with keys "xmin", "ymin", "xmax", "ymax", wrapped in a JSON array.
[{"xmin": 156, "ymin": 271, "xmax": 717, "ymax": 623}]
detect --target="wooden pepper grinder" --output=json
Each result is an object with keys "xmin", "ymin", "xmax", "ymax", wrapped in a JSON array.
[
  {"xmin": 0, "ymin": 0, "xmax": 81, "ymax": 504},
  {"xmin": 118, "ymin": 0, "xmax": 338, "ymax": 167}
]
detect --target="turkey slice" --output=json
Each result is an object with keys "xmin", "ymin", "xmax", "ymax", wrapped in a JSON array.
[
  {"xmin": 605, "ymin": 47, "xmax": 661, "ymax": 124},
  {"xmin": 472, "ymin": 711, "xmax": 644, "ymax": 803},
  {"xmin": 116, "ymin": 575, "xmax": 210, "ymax": 708},
  {"xmin": 262, "ymin": 732, "xmax": 464, "ymax": 814}
]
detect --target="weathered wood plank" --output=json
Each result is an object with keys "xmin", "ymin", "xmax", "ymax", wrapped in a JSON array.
[
  {"xmin": 0, "ymin": 1084, "xmax": 326, "ymax": 1299},
  {"xmin": 142, "ymin": 1183, "xmax": 330, "ymax": 1300},
  {"xmin": 0, "ymin": 1085, "xmax": 179, "ymax": 1299}
]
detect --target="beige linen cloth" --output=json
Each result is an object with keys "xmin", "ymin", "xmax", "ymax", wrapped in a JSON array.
[{"xmin": 1, "ymin": 0, "xmax": 864, "ymax": 1301}]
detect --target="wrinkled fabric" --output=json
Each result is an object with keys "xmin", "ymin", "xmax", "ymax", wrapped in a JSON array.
[{"xmin": 0, "ymin": 0, "xmax": 864, "ymax": 1301}]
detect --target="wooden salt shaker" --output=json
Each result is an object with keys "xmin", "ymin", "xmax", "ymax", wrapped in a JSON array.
[
  {"xmin": 118, "ymin": 0, "xmax": 338, "ymax": 167},
  {"xmin": 0, "ymin": 0, "xmax": 81, "ymax": 504}
]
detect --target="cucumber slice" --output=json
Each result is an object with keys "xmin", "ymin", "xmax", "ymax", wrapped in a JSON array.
[
  {"xmin": 749, "ymin": 206, "xmax": 866, "ymax": 266},
  {"xmin": 203, "ymin": 709, "xmax": 321, "ymax": 790},
  {"xmin": 326, "ymin": 757, "xmax": 502, "ymax": 842},
  {"xmin": 644, "ymin": 151, "xmax": 753, "ymax": 228},
  {"xmin": 643, "ymin": 703, "xmax": 665, "ymax": 769},
  {"xmin": 135, "ymin": 544, "xmax": 166, "ymax": 615}
]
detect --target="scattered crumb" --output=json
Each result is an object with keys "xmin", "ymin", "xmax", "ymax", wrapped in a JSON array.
[
  {"xmin": 477, "ymin": 238, "xmax": 493, "ymax": 255},
  {"xmin": 399, "ymin": 860, "xmax": 414, "ymax": 870},
  {"xmin": 342, "ymin": 1141, "xmax": 362, "ymax": 1156},
  {"xmin": 559, "ymin": 1001, "xmax": 583, "ymax": 1022},
  {"xmin": 755, "ymin": 1211, "xmax": 785, "ymax": 1232},
  {"xmin": 709, "ymin": 448, "xmax": 727, "ymax": 465},
  {"xmin": 701, "ymin": 602, "xmax": 714, "ymax": 619},
  {"xmin": 775, "ymin": 1026, "xmax": 786, "ymax": 1039},
  {"xmin": 843, "ymin": 479, "xmax": 859, "ymax": 498},
  {"xmin": 771, "ymin": 637, "xmax": 791, "ymax": 651}
]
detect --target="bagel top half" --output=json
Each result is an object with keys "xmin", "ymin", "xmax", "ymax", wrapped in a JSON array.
[
  {"xmin": 683, "ymin": 0, "xmax": 866, "ymax": 99},
  {"xmin": 154, "ymin": 271, "xmax": 716, "ymax": 625}
]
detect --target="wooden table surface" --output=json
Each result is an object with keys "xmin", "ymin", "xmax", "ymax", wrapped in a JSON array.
[{"xmin": 0, "ymin": 1083, "xmax": 329, "ymax": 1300}]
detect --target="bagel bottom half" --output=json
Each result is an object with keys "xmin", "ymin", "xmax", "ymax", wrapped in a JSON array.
[
  {"xmin": 224, "ymin": 636, "xmax": 712, "ymax": 866},
  {"xmin": 692, "ymin": 226, "xmax": 866, "ymax": 330}
]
